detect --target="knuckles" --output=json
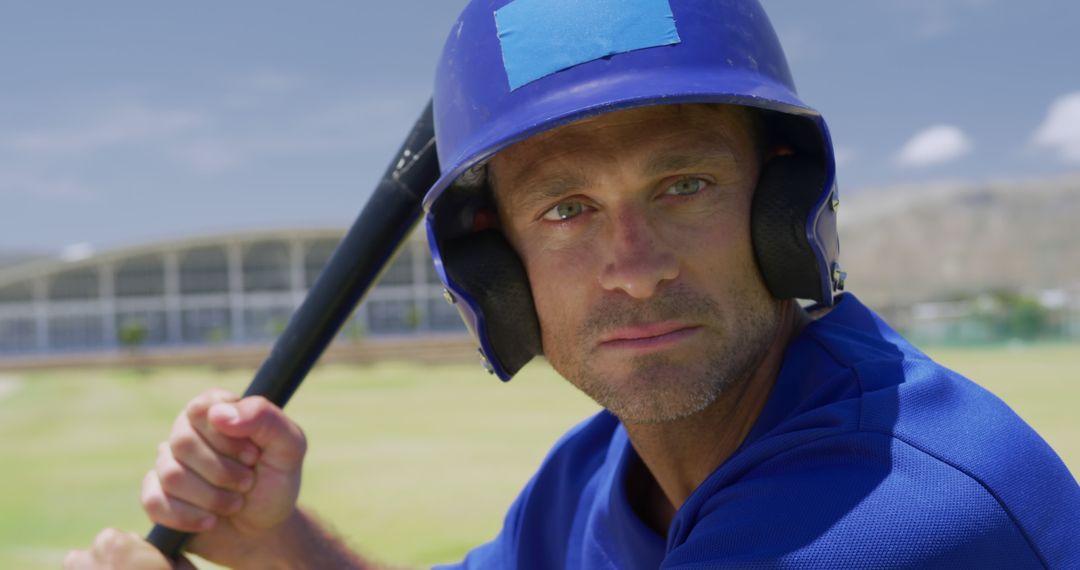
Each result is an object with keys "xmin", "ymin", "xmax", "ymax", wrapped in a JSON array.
[
  {"xmin": 183, "ymin": 395, "xmax": 212, "ymax": 422},
  {"xmin": 169, "ymin": 429, "xmax": 200, "ymax": 459},
  {"xmin": 156, "ymin": 461, "xmax": 187, "ymax": 492},
  {"xmin": 93, "ymin": 527, "xmax": 124, "ymax": 550},
  {"xmin": 245, "ymin": 397, "xmax": 308, "ymax": 449},
  {"xmin": 184, "ymin": 388, "xmax": 235, "ymax": 422},
  {"xmin": 140, "ymin": 487, "xmax": 203, "ymax": 531},
  {"xmin": 140, "ymin": 475, "xmax": 168, "ymax": 518}
]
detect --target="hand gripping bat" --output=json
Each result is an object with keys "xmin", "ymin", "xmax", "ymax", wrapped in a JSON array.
[{"xmin": 146, "ymin": 100, "xmax": 440, "ymax": 559}]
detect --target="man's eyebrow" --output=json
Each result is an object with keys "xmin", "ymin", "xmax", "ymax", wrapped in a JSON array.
[
  {"xmin": 507, "ymin": 173, "xmax": 590, "ymax": 213},
  {"xmin": 644, "ymin": 145, "xmax": 738, "ymax": 177}
]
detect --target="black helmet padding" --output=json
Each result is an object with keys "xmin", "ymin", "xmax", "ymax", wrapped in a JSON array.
[{"xmin": 441, "ymin": 230, "xmax": 543, "ymax": 377}]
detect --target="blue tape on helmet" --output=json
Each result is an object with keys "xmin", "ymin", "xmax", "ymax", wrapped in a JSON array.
[{"xmin": 495, "ymin": 0, "xmax": 681, "ymax": 90}]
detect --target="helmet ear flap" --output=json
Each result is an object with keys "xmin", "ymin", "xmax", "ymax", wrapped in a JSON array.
[
  {"xmin": 751, "ymin": 155, "xmax": 828, "ymax": 303},
  {"xmin": 440, "ymin": 229, "xmax": 543, "ymax": 376}
]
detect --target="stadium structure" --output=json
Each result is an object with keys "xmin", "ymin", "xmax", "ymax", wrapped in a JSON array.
[{"xmin": 0, "ymin": 228, "xmax": 467, "ymax": 362}]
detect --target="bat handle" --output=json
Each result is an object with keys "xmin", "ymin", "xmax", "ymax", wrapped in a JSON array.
[{"xmin": 146, "ymin": 524, "xmax": 191, "ymax": 560}]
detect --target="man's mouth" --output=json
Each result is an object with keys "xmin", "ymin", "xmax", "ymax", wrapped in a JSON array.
[{"xmin": 597, "ymin": 322, "xmax": 702, "ymax": 352}]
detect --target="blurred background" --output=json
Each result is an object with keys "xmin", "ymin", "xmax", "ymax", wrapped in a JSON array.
[{"xmin": 1, "ymin": 1, "xmax": 1077, "ymax": 568}]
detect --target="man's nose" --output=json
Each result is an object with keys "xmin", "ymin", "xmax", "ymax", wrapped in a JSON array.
[{"xmin": 597, "ymin": 208, "xmax": 679, "ymax": 299}]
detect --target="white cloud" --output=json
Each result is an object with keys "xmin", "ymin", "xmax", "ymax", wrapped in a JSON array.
[
  {"xmin": 3, "ymin": 104, "xmax": 206, "ymax": 154},
  {"xmin": 1032, "ymin": 91, "xmax": 1080, "ymax": 164},
  {"xmin": 895, "ymin": 125, "xmax": 973, "ymax": 167},
  {"xmin": 60, "ymin": 243, "xmax": 95, "ymax": 262}
]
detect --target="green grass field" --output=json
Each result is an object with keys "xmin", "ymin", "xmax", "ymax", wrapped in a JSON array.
[{"xmin": 0, "ymin": 344, "xmax": 1076, "ymax": 569}]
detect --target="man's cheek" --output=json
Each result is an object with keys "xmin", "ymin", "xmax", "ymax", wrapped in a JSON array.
[
  {"xmin": 533, "ymin": 287, "xmax": 586, "ymax": 361},
  {"xmin": 524, "ymin": 247, "xmax": 596, "ymax": 330},
  {"xmin": 534, "ymin": 290, "xmax": 574, "ymax": 337}
]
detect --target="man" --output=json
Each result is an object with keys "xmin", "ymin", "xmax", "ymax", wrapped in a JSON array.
[{"xmin": 67, "ymin": 0, "xmax": 1078, "ymax": 568}]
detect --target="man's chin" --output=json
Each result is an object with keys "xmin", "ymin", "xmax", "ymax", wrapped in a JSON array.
[
  {"xmin": 607, "ymin": 393, "xmax": 719, "ymax": 425},
  {"xmin": 573, "ymin": 361, "xmax": 727, "ymax": 424}
]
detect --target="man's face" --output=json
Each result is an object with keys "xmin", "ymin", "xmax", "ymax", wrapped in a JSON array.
[{"xmin": 490, "ymin": 104, "xmax": 784, "ymax": 424}]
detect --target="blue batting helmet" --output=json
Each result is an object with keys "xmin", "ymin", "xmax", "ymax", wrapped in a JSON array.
[{"xmin": 423, "ymin": 0, "xmax": 841, "ymax": 380}]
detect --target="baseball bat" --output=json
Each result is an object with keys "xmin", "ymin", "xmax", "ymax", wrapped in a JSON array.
[{"xmin": 146, "ymin": 99, "xmax": 440, "ymax": 559}]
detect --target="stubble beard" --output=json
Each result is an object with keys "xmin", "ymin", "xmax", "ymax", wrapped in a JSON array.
[{"xmin": 546, "ymin": 285, "xmax": 783, "ymax": 424}]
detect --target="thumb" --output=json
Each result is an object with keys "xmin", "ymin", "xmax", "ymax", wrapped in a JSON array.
[{"xmin": 207, "ymin": 397, "xmax": 306, "ymax": 472}]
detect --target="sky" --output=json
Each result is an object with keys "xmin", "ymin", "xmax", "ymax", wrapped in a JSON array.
[{"xmin": 2, "ymin": 0, "xmax": 1078, "ymax": 256}]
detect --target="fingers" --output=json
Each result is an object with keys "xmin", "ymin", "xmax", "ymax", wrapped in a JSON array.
[
  {"xmin": 169, "ymin": 389, "xmax": 258, "ymax": 496},
  {"xmin": 178, "ymin": 389, "xmax": 259, "ymax": 467},
  {"xmin": 156, "ymin": 445, "xmax": 247, "ymax": 516},
  {"xmin": 63, "ymin": 549, "xmax": 91, "ymax": 569},
  {"xmin": 207, "ymin": 396, "xmax": 307, "ymax": 472},
  {"xmin": 64, "ymin": 528, "xmax": 176, "ymax": 569},
  {"xmin": 142, "ymin": 469, "xmax": 219, "ymax": 533},
  {"xmin": 144, "ymin": 389, "xmax": 250, "ymax": 531},
  {"xmin": 166, "ymin": 425, "xmax": 255, "ymax": 494},
  {"xmin": 143, "ymin": 390, "xmax": 306, "ymax": 534}
]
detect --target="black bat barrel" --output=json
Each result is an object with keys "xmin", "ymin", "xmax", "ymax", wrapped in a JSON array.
[{"xmin": 146, "ymin": 100, "xmax": 441, "ymax": 559}]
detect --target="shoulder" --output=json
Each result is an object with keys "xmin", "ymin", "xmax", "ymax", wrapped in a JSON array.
[
  {"xmin": 816, "ymin": 302, "xmax": 1078, "ymax": 568},
  {"xmin": 666, "ymin": 430, "xmax": 1062, "ymax": 569},
  {"xmin": 664, "ymin": 295, "xmax": 1079, "ymax": 568},
  {"xmin": 796, "ymin": 296, "xmax": 1072, "ymax": 510}
]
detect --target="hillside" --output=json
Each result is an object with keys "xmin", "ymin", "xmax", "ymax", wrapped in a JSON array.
[
  {"xmin": 838, "ymin": 172, "xmax": 1080, "ymax": 309},
  {"xmin": 0, "ymin": 252, "xmax": 47, "ymax": 271}
]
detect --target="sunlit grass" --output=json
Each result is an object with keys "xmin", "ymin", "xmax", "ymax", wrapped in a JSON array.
[
  {"xmin": 0, "ymin": 344, "xmax": 1075, "ymax": 568},
  {"xmin": 0, "ymin": 360, "xmax": 598, "ymax": 568}
]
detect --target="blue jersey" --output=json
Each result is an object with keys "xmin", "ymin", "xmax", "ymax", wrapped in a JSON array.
[{"xmin": 437, "ymin": 294, "xmax": 1079, "ymax": 569}]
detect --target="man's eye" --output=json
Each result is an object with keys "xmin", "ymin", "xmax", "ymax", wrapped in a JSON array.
[
  {"xmin": 666, "ymin": 178, "xmax": 707, "ymax": 196},
  {"xmin": 542, "ymin": 201, "xmax": 586, "ymax": 221}
]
